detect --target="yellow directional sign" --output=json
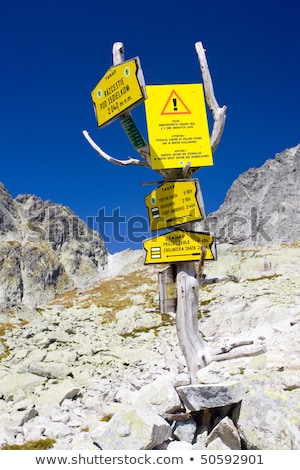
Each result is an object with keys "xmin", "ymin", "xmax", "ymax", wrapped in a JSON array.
[
  {"xmin": 145, "ymin": 180, "xmax": 205, "ymax": 231},
  {"xmin": 143, "ymin": 230, "xmax": 216, "ymax": 265},
  {"xmin": 91, "ymin": 57, "xmax": 146, "ymax": 128},
  {"xmin": 144, "ymin": 84, "xmax": 213, "ymax": 170}
]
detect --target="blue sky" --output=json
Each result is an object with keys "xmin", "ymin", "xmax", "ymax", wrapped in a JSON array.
[{"xmin": 1, "ymin": 0, "xmax": 299, "ymax": 253}]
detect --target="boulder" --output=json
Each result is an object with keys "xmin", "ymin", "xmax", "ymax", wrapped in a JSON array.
[
  {"xmin": 237, "ymin": 387, "xmax": 300, "ymax": 449},
  {"xmin": 177, "ymin": 381, "xmax": 244, "ymax": 411},
  {"xmin": 131, "ymin": 374, "xmax": 183, "ymax": 415},
  {"xmin": 93, "ymin": 405, "xmax": 172, "ymax": 450},
  {"xmin": 206, "ymin": 416, "xmax": 241, "ymax": 449}
]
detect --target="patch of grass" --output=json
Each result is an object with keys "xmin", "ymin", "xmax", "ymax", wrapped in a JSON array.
[
  {"xmin": 0, "ymin": 322, "xmax": 14, "ymax": 336},
  {"xmin": 0, "ymin": 320, "xmax": 29, "ymax": 361},
  {"xmin": 46, "ymin": 289, "xmax": 78, "ymax": 308},
  {"xmin": 0, "ymin": 339, "xmax": 10, "ymax": 361},
  {"xmin": 1, "ymin": 438, "xmax": 56, "ymax": 450},
  {"xmin": 47, "ymin": 269, "xmax": 158, "ymax": 323},
  {"xmin": 200, "ymin": 297, "xmax": 216, "ymax": 306},
  {"xmin": 120, "ymin": 323, "xmax": 163, "ymax": 339},
  {"xmin": 99, "ymin": 414, "xmax": 112, "ymax": 423}
]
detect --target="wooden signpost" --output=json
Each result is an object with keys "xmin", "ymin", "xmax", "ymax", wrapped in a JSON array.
[{"xmin": 83, "ymin": 41, "xmax": 266, "ymax": 384}]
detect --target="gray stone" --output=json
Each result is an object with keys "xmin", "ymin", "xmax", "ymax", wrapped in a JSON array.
[
  {"xmin": 22, "ymin": 349, "xmax": 46, "ymax": 366},
  {"xmin": 177, "ymin": 381, "xmax": 244, "ymax": 411},
  {"xmin": 167, "ymin": 440, "xmax": 193, "ymax": 450},
  {"xmin": 173, "ymin": 418, "xmax": 197, "ymax": 443},
  {"xmin": 43, "ymin": 421, "xmax": 75, "ymax": 439},
  {"xmin": 29, "ymin": 361, "xmax": 71, "ymax": 379},
  {"xmin": 132, "ymin": 374, "xmax": 183, "ymax": 415},
  {"xmin": 45, "ymin": 349, "xmax": 77, "ymax": 364},
  {"xmin": 237, "ymin": 387, "xmax": 300, "ymax": 450},
  {"xmin": 93, "ymin": 405, "xmax": 172, "ymax": 450},
  {"xmin": 22, "ymin": 425, "xmax": 46, "ymax": 442},
  {"xmin": 0, "ymin": 415, "xmax": 16, "ymax": 446},
  {"xmin": 195, "ymin": 361, "xmax": 230, "ymax": 384},
  {"xmin": 11, "ymin": 407, "xmax": 38, "ymax": 426},
  {"xmin": 53, "ymin": 433, "xmax": 97, "ymax": 450},
  {"xmin": 194, "ymin": 424, "xmax": 208, "ymax": 449},
  {"xmin": 34, "ymin": 380, "xmax": 80, "ymax": 413},
  {"xmin": 0, "ymin": 372, "xmax": 46, "ymax": 399},
  {"xmin": 206, "ymin": 437, "xmax": 232, "ymax": 450},
  {"xmin": 206, "ymin": 417, "xmax": 241, "ymax": 449}
]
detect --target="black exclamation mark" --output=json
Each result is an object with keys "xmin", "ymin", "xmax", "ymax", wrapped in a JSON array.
[{"xmin": 173, "ymin": 98, "xmax": 177, "ymax": 111}]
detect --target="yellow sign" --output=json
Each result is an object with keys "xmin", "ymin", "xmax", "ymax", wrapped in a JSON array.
[
  {"xmin": 91, "ymin": 57, "xmax": 146, "ymax": 128},
  {"xmin": 144, "ymin": 84, "xmax": 213, "ymax": 170},
  {"xmin": 145, "ymin": 180, "xmax": 205, "ymax": 231},
  {"xmin": 143, "ymin": 230, "xmax": 216, "ymax": 264}
]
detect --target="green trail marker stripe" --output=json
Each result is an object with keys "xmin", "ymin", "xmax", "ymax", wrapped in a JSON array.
[{"xmin": 120, "ymin": 115, "xmax": 146, "ymax": 150}]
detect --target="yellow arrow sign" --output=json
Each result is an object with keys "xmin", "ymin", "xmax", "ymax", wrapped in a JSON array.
[
  {"xmin": 91, "ymin": 57, "xmax": 146, "ymax": 128},
  {"xmin": 145, "ymin": 180, "xmax": 205, "ymax": 231},
  {"xmin": 143, "ymin": 230, "xmax": 216, "ymax": 264},
  {"xmin": 144, "ymin": 84, "xmax": 213, "ymax": 170}
]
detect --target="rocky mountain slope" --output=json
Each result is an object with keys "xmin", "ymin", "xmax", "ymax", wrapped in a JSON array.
[
  {"xmin": 0, "ymin": 183, "xmax": 108, "ymax": 308},
  {"xmin": 201, "ymin": 144, "xmax": 300, "ymax": 246},
  {"xmin": 0, "ymin": 243, "xmax": 300, "ymax": 450},
  {"xmin": 0, "ymin": 144, "xmax": 300, "ymax": 450}
]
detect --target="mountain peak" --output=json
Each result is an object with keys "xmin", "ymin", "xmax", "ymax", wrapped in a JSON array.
[{"xmin": 0, "ymin": 184, "xmax": 108, "ymax": 308}]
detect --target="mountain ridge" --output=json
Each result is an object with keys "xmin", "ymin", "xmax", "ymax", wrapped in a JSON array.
[
  {"xmin": 202, "ymin": 144, "xmax": 300, "ymax": 246},
  {"xmin": 0, "ymin": 184, "xmax": 108, "ymax": 307}
]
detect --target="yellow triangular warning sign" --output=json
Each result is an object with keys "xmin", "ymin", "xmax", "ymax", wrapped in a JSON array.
[{"xmin": 160, "ymin": 89, "xmax": 191, "ymax": 115}]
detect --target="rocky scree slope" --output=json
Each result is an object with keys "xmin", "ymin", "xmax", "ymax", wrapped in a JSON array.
[
  {"xmin": 0, "ymin": 244, "xmax": 300, "ymax": 450},
  {"xmin": 0, "ymin": 183, "xmax": 108, "ymax": 308}
]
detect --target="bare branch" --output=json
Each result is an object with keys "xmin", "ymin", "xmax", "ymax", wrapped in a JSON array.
[
  {"xmin": 195, "ymin": 42, "xmax": 227, "ymax": 152},
  {"xmin": 82, "ymin": 130, "xmax": 148, "ymax": 167},
  {"xmin": 211, "ymin": 343, "xmax": 267, "ymax": 362},
  {"xmin": 202, "ymin": 274, "xmax": 239, "ymax": 285},
  {"xmin": 112, "ymin": 41, "xmax": 125, "ymax": 65},
  {"xmin": 211, "ymin": 340, "xmax": 254, "ymax": 356}
]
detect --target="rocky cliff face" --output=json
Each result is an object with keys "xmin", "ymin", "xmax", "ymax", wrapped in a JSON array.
[
  {"xmin": 0, "ymin": 183, "xmax": 108, "ymax": 307},
  {"xmin": 200, "ymin": 144, "xmax": 300, "ymax": 246}
]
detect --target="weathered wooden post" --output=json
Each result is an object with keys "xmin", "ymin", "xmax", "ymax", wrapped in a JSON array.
[{"xmin": 83, "ymin": 41, "xmax": 266, "ymax": 384}]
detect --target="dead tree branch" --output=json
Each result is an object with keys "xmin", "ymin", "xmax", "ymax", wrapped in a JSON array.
[
  {"xmin": 211, "ymin": 340, "xmax": 254, "ymax": 355},
  {"xmin": 195, "ymin": 42, "xmax": 227, "ymax": 153},
  {"xmin": 201, "ymin": 274, "xmax": 239, "ymax": 285},
  {"xmin": 211, "ymin": 343, "xmax": 267, "ymax": 362},
  {"xmin": 82, "ymin": 130, "xmax": 148, "ymax": 167}
]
